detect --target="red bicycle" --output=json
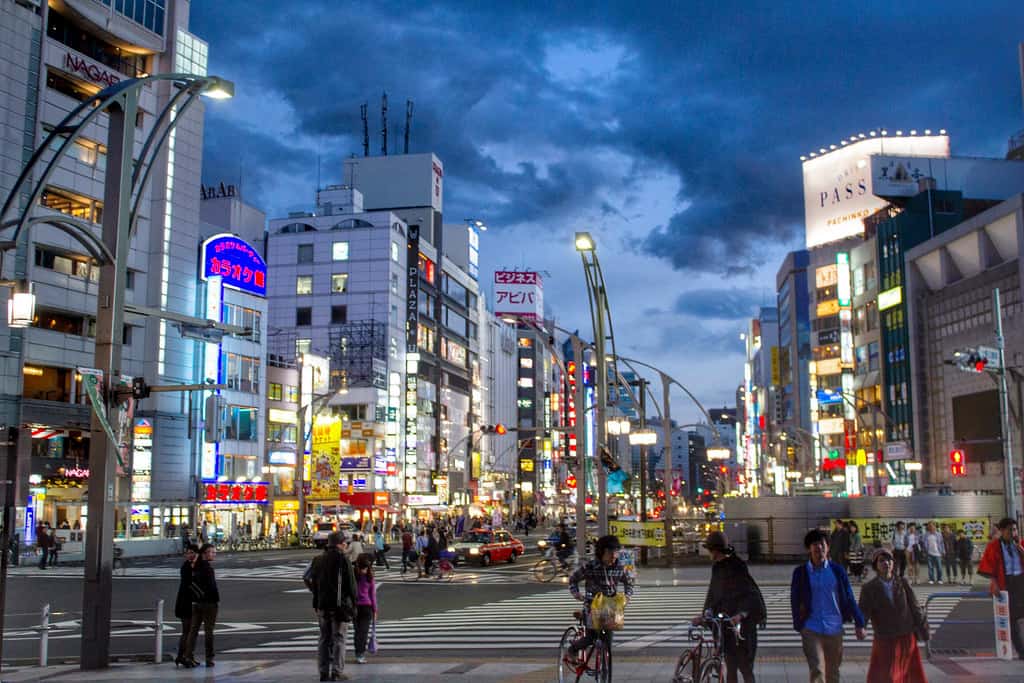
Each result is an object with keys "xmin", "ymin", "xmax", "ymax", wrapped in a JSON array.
[
  {"xmin": 558, "ymin": 609, "xmax": 612, "ymax": 682},
  {"xmin": 673, "ymin": 611, "xmax": 741, "ymax": 682}
]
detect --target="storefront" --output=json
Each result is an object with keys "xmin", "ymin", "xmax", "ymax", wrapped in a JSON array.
[
  {"xmin": 338, "ymin": 491, "xmax": 394, "ymax": 527},
  {"xmin": 272, "ymin": 499, "xmax": 300, "ymax": 534},
  {"xmin": 199, "ymin": 479, "xmax": 269, "ymax": 541}
]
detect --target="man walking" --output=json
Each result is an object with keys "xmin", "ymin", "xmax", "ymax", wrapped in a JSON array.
[
  {"xmin": 923, "ymin": 522, "xmax": 945, "ymax": 584},
  {"xmin": 308, "ymin": 531, "xmax": 357, "ymax": 681},
  {"xmin": 891, "ymin": 521, "xmax": 908, "ymax": 578},
  {"xmin": 36, "ymin": 522, "xmax": 49, "ymax": 570},
  {"xmin": 942, "ymin": 523, "xmax": 957, "ymax": 583},
  {"xmin": 183, "ymin": 544, "xmax": 219, "ymax": 668},
  {"xmin": 694, "ymin": 531, "xmax": 765, "ymax": 683},
  {"xmin": 829, "ymin": 520, "xmax": 849, "ymax": 570},
  {"xmin": 955, "ymin": 529, "xmax": 974, "ymax": 585},
  {"xmin": 978, "ymin": 517, "xmax": 1024, "ymax": 659},
  {"xmin": 791, "ymin": 528, "xmax": 866, "ymax": 683}
]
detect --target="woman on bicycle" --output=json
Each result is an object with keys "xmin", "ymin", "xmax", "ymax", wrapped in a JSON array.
[{"xmin": 565, "ymin": 535, "xmax": 634, "ymax": 666}]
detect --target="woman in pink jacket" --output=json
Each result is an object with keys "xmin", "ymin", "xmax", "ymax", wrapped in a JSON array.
[{"xmin": 353, "ymin": 555, "xmax": 378, "ymax": 664}]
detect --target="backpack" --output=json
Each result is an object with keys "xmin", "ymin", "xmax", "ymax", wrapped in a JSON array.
[
  {"xmin": 748, "ymin": 571, "xmax": 768, "ymax": 629},
  {"xmin": 303, "ymin": 556, "xmax": 319, "ymax": 592}
]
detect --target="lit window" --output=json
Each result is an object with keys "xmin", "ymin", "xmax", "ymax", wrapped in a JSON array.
[
  {"xmin": 517, "ymin": 377, "xmax": 534, "ymax": 388},
  {"xmin": 296, "ymin": 339, "xmax": 311, "ymax": 356},
  {"xmin": 331, "ymin": 274, "xmax": 348, "ymax": 293},
  {"xmin": 296, "ymin": 275, "xmax": 313, "ymax": 295},
  {"xmin": 391, "ymin": 242, "xmax": 400, "ymax": 262},
  {"xmin": 520, "ymin": 357, "xmax": 534, "ymax": 369},
  {"xmin": 332, "ymin": 241, "xmax": 349, "ymax": 261}
]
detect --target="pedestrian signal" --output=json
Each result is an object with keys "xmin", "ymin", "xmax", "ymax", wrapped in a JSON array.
[{"xmin": 949, "ymin": 449, "xmax": 966, "ymax": 477}]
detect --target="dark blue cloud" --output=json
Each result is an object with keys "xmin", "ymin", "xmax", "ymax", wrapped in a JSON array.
[{"xmin": 674, "ymin": 290, "xmax": 760, "ymax": 320}]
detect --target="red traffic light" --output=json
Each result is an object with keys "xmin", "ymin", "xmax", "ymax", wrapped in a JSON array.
[
  {"xmin": 494, "ymin": 423, "xmax": 507, "ymax": 435},
  {"xmin": 949, "ymin": 449, "xmax": 966, "ymax": 477},
  {"xmin": 567, "ymin": 361, "xmax": 577, "ymax": 375},
  {"xmin": 975, "ymin": 359, "xmax": 988, "ymax": 372},
  {"xmin": 719, "ymin": 465, "xmax": 727, "ymax": 474}
]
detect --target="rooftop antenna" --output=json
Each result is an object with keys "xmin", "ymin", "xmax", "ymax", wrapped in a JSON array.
[
  {"xmin": 360, "ymin": 102, "xmax": 369, "ymax": 157},
  {"xmin": 404, "ymin": 99, "xmax": 414, "ymax": 154},
  {"xmin": 316, "ymin": 154, "xmax": 321, "ymax": 191},
  {"xmin": 381, "ymin": 91, "xmax": 388, "ymax": 156}
]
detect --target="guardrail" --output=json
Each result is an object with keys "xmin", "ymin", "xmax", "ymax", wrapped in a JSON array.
[
  {"xmin": 6, "ymin": 599, "xmax": 165, "ymax": 667},
  {"xmin": 923, "ymin": 590, "xmax": 992, "ymax": 659}
]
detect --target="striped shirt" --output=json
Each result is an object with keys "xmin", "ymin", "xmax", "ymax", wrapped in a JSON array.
[{"xmin": 569, "ymin": 558, "xmax": 635, "ymax": 609}]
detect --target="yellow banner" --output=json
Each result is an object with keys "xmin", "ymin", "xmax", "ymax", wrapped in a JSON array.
[
  {"xmin": 839, "ymin": 517, "xmax": 991, "ymax": 546},
  {"xmin": 609, "ymin": 520, "xmax": 666, "ymax": 548},
  {"xmin": 311, "ymin": 415, "xmax": 341, "ymax": 498}
]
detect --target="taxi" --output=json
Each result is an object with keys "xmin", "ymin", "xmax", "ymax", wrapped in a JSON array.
[{"xmin": 452, "ymin": 528, "xmax": 524, "ymax": 566}]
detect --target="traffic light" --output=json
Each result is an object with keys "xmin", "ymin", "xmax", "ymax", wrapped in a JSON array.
[
  {"xmin": 719, "ymin": 465, "xmax": 727, "ymax": 475},
  {"xmin": 953, "ymin": 348, "xmax": 991, "ymax": 373},
  {"xmin": 949, "ymin": 449, "xmax": 966, "ymax": 477},
  {"xmin": 481, "ymin": 424, "xmax": 507, "ymax": 435},
  {"xmin": 204, "ymin": 394, "xmax": 226, "ymax": 443},
  {"xmin": 131, "ymin": 376, "xmax": 151, "ymax": 399}
]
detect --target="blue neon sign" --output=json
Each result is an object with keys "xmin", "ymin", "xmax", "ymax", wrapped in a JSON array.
[{"xmin": 200, "ymin": 233, "xmax": 267, "ymax": 297}]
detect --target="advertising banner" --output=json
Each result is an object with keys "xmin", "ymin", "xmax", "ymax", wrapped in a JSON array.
[
  {"xmin": 494, "ymin": 271, "xmax": 543, "ymax": 321},
  {"xmin": 609, "ymin": 520, "xmax": 666, "ymax": 548},
  {"xmin": 200, "ymin": 233, "xmax": 267, "ymax": 297},
  {"xmin": 310, "ymin": 415, "xmax": 341, "ymax": 498},
  {"xmin": 994, "ymin": 590, "xmax": 1014, "ymax": 660},
  {"xmin": 839, "ymin": 517, "xmax": 990, "ymax": 546}
]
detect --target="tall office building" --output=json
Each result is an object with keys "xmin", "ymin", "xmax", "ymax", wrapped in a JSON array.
[{"xmin": 0, "ymin": 0, "xmax": 211, "ymax": 541}]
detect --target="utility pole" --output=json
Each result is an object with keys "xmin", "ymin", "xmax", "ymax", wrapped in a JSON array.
[
  {"xmin": 661, "ymin": 374, "xmax": 673, "ymax": 560},
  {"xmin": 295, "ymin": 353, "xmax": 307, "ymax": 535},
  {"xmin": 594, "ymin": 286, "xmax": 609, "ymax": 536},
  {"xmin": 636, "ymin": 378, "xmax": 649, "ymax": 566},
  {"xmin": 995, "ymin": 288, "xmax": 1018, "ymax": 522},
  {"xmin": 572, "ymin": 336, "xmax": 587, "ymax": 556}
]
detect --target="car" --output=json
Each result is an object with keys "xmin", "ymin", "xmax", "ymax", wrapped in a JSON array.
[
  {"xmin": 453, "ymin": 529, "xmax": 524, "ymax": 566},
  {"xmin": 311, "ymin": 520, "xmax": 356, "ymax": 548}
]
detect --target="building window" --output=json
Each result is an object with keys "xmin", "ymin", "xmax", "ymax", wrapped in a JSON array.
[
  {"xmin": 868, "ymin": 342, "xmax": 880, "ymax": 371},
  {"xmin": 225, "ymin": 406, "xmax": 258, "ymax": 441},
  {"xmin": 391, "ymin": 241, "xmax": 400, "ymax": 262},
  {"xmin": 520, "ymin": 357, "xmax": 534, "ymax": 369},
  {"xmin": 40, "ymin": 187, "xmax": 102, "ymax": 224},
  {"xmin": 267, "ymin": 422, "xmax": 297, "ymax": 443},
  {"xmin": 296, "ymin": 307, "xmax": 312, "ymax": 326},
  {"xmin": 331, "ymin": 274, "xmax": 348, "ymax": 293},
  {"xmin": 295, "ymin": 339, "xmax": 311, "ymax": 356},
  {"xmin": 297, "ymin": 244, "xmax": 314, "ymax": 264},
  {"xmin": 296, "ymin": 275, "xmax": 313, "ymax": 295},
  {"xmin": 268, "ymin": 383, "xmax": 283, "ymax": 400},
  {"xmin": 332, "ymin": 241, "xmax": 349, "ymax": 261},
  {"xmin": 122, "ymin": 325, "xmax": 133, "ymax": 346},
  {"xmin": 285, "ymin": 385, "xmax": 300, "ymax": 403},
  {"xmin": 331, "ymin": 305, "xmax": 347, "ymax": 324},
  {"xmin": 34, "ymin": 246, "xmax": 98, "ymax": 282},
  {"xmin": 45, "ymin": 70, "xmax": 94, "ymax": 103},
  {"xmin": 418, "ymin": 254, "xmax": 436, "ymax": 284},
  {"xmin": 221, "ymin": 303, "xmax": 262, "ymax": 342},
  {"xmin": 221, "ymin": 351, "xmax": 261, "ymax": 393},
  {"xmin": 390, "ymin": 273, "xmax": 399, "ymax": 295}
]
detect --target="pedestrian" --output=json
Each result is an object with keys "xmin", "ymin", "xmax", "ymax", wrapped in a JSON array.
[
  {"xmin": 790, "ymin": 528, "xmax": 866, "ymax": 683},
  {"xmin": 857, "ymin": 548, "xmax": 927, "ymax": 683},
  {"xmin": 372, "ymin": 526, "xmax": 389, "ymax": 569},
  {"xmin": 829, "ymin": 520, "xmax": 849, "ymax": 569},
  {"xmin": 9, "ymin": 531, "xmax": 19, "ymax": 566},
  {"xmin": 48, "ymin": 527, "xmax": 60, "ymax": 567},
  {"xmin": 692, "ymin": 531, "xmax": 765, "ymax": 683},
  {"xmin": 891, "ymin": 522, "xmax": 908, "ymax": 578},
  {"xmin": 906, "ymin": 523, "xmax": 920, "ymax": 585},
  {"xmin": 955, "ymin": 530, "xmax": 974, "ymax": 585},
  {"xmin": 414, "ymin": 528, "xmax": 429, "ymax": 576},
  {"xmin": 400, "ymin": 525, "xmax": 415, "ymax": 573},
  {"xmin": 345, "ymin": 533, "xmax": 364, "ymax": 563},
  {"xmin": 922, "ymin": 522, "xmax": 944, "ymax": 585},
  {"xmin": 353, "ymin": 554, "xmax": 377, "ymax": 664},
  {"xmin": 36, "ymin": 522, "xmax": 49, "ymax": 570},
  {"xmin": 183, "ymin": 543, "xmax": 219, "ymax": 668},
  {"xmin": 941, "ymin": 524, "xmax": 957, "ymax": 583},
  {"xmin": 978, "ymin": 517, "xmax": 1024, "ymax": 659},
  {"xmin": 307, "ymin": 531, "xmax": 357, "ymax": 681},
  {"xmin": 174, "ymin": 544, "xmax": 199, "ymax": 668}
]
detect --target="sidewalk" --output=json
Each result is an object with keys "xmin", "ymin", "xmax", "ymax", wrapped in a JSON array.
[{"xmin": 3, "ymin": 656, "xmax": 1021, "ymax": 682}]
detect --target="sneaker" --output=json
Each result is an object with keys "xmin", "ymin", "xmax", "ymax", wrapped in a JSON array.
[
  {"xmin": 355, "ymin": 655, "xmax": 367, "ymax": 664},
  {"xmin": 928, "ymin": 580, "xmax": 934, "ymax": 585},
  {"xmin": 938, "ymin": 580, "xmax": 944, "ymax": 585}
]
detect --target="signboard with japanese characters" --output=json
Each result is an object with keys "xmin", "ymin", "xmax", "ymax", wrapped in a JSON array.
[
  {"xmin": 494, "ymin": 270, "xmax": 543, "ymax": 321},
  {"xmin": 200, "ymin": 233, "xmax": 267, "ymax": 297},
  {"xmin": 311, "ymin": 415, "xmax": 341, "ymax": 498},
  {"xmin": 202, "ymin": 481, "xmax": 270, "ymax": 504}
]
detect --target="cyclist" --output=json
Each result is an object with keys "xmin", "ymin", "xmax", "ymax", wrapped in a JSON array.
[
  {"xmin": 692, "ymin": 531, "xmax": 765, "ymax": 683},
  {"xmin": 565, "ymin": 534, "xmax": 634, "ymax": 667},
  {"xmin": 556, "ymin": 522, "xmax": 575, "ymax": 569}
]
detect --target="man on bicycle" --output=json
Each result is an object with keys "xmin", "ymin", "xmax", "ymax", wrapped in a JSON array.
[
  {"xmin": 692, "ymin": 531, "xmax": 765, "ymax": 683},
  {"xmin": 565, "ymin": 534, "xmax": 634, "ymax": 666},
  {"xmin": 556, "ymin": 522, "xmax": 575, "ymax": 569}
]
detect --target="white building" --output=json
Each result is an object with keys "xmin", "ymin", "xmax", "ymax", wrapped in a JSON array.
[{"xmin": 0, "ymin": 0, "xmax": 211, "ymax": 542}]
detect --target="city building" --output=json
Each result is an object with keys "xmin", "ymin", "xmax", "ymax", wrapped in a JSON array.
[
  {"xmin": 738, "ymin": 308, "xmax": 778, "ymax": 496},
  {"xmin": 775, "ymin": 250, "xmax": 812, "ymax": 475},
  {"xmin": 478, "ymin": 309, "xmax": 517, "ymax": 510},
  {"xmin": 849, "ymin": 236, "xmax": 884, "ymax": 494},
  {"xmin": 905, "ymin": 193, "xmax": 1024, "ymax": 493},
  {"xmin": 0, "ymin": 0, "xmax": 212, "ymax": 543}
]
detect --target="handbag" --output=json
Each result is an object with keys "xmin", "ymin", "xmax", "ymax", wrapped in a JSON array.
[
  {"xmin": 368, "ymin": 617, "xmax": 378, "ymax": 654},
  {"xmin": 590, "ymin": 592, "xmax": 627, "ymax": 631},
  {"xmin": 902, "ymin": 578, "xmax": 930, "ymax": 641}
]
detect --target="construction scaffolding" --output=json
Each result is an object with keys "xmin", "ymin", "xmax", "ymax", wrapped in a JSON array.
[{"xmin": 266, "ymin": 321, "xmax": 388, "ymax": 391}]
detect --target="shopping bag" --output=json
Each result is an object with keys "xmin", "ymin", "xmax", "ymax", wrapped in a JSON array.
[
  {"xmin": 590, "ymin": 592, "xmax": 626, "ymax": 631},
  {"xmin": 368, "ymin": 618, "xmax": 378, "ymax": 654}
]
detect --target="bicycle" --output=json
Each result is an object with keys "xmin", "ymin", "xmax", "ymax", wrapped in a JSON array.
[
  {"xmin": 672, "ymin": 611, "xmax": 742, "ymax": 683},
  {"xmin": 558, "ymin": 609, "xmax": 612, "ymax": 682},
  {"xmin": 533, "ymin": 548, "xmax": 578, "ymax": 582},
  {"xmin": 402, "ymin": 556, "xmax": 455, "ymax": 582},
  {"xmin": 112, "ymin": 546, "xmax": 127, "ymax": 576}
]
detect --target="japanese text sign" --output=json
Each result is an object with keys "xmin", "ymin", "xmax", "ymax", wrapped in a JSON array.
[
  {"xmin": 203, "ymin": 481, "xmax": 269, "ymax": 504},
  {"xmin": 201, "ymin": 234, "xmax": 267, "ymax": 297},
  {"xmin": 494, "ymin": 270, "xmax": 543, "ymax": 321}
]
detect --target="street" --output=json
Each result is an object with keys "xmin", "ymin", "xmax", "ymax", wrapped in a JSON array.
[{"xmin": 0, "ymin": 547, "xmax": 997, "ymax": 665}]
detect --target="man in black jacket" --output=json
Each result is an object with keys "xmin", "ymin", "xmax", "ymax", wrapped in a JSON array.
[
  {"xmin": 183, "ymin": 543, "xmax": 219, "ymax": 667},
  {"xmin": 693, "ymin": 532, "xmax": 765, "ymax": 683},
  {"xmin": 309, "ymin": 531, "xmax": 357, "ymax": 681}
]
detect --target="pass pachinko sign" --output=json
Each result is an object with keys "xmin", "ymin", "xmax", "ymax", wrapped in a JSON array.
[
  {"xmin": 494, "ymin": 271, "xmax": 543, "ymax": 321},
  {"xmin": 201, "ymin": 233, "xmax": 267, "ymax": 297}
]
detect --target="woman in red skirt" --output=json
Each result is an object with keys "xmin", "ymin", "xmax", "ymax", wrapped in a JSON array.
[{"xmin": 858, "ymin": 548, "xmax": 928, "ymax": 682}]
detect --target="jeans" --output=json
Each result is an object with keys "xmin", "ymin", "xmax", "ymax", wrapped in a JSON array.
[
  {"xmin": 176, "ymin": 616, "xmax": 192, "ymax": 660},
  {"xmin": 723, "ymin": 620, "xmax": 757, "ymax": 683},
  {"xmin": 353, "ymin": 604, "xmax": 373, "ymax": 656},
  {"xmin": 944, "ymin": 556, "xmax": 957, "ymax": 580},
  {"xmin": 959, "ymin": 559, "xmax": 973, "ymax": 582},
  {"xmin": 893, "ymin": 549, "xmax": 907, "ymax": 577},
  {"xmin": 800, "ymin": 630, "xmax": 843, "ymax": 683},
  {"xmin": 37, "ymin": 547, "xmax": 47, "ymax": 569},
  {"xmin": 184, "ymin": 603, "xmax": 217, "ymax": 663},
  {"xmin": 375, "ymin": 548, "xmax": 390, "ymax": 569},
  {"xmin": 927, "ymin": 555, "xmax": 943, "ymax": 582},
  {"xmin": 317, "ymin": 610, "xmax": 349, "ymax": 676}
]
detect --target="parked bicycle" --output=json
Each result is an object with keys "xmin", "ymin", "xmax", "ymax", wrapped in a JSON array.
[
  {"xmin": 673, "ymin": 611, "xmax": 742, "ymax": 683},
  {"xmin": 533, "ymin": 548, "xmax": 579, "ymax": 582},
  {"xmin": 558, "ymin": 609, "xmax": 612, "ymax": 682},
  {"xmin": 402, "ymin": 556, "xmax": 455, "ymax": 582}
]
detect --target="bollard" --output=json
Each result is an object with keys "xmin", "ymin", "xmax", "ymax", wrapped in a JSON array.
[
  {"xmin": 39, "ymin": 603, "xmax": 49, "ymax": 667},
  {"xmin": 154, "ymin": 598, "xmax": 164, "ymax": 663}
]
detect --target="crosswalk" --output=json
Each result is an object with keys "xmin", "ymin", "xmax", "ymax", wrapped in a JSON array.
[{"xmin": 225, "ymin": 584, "xmax": 964, "ymax": 654}]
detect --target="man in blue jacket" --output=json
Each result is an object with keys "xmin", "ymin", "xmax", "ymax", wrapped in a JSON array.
[{"xmin": 791, "ymin": 528, "xmax": 866, "ymax": 683}]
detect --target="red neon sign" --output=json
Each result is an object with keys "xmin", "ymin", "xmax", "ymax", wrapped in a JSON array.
[{"xmin": 203, "ymin": 481, "xmax": 269, "ymax": 504}]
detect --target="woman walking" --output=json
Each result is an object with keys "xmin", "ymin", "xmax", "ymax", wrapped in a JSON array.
[
  {"xmin": 858, "ymin": 548, "xmax": 927, "ymax": 683},
  {"xmin": 183, "ymin": 544, "xmax": 219, "ymax": 668},
  {"xmin": 174, "ymin": 544, "xmax": 199, "ymax": 667},
  {"xmin": 353, "ymin": 555, "xmax": 378, "ymax": 664}
]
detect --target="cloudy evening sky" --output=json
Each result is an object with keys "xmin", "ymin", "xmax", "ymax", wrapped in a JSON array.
[{"xmin": 191, "ymin": 2, "xmax": 1024, "ymax": 424}]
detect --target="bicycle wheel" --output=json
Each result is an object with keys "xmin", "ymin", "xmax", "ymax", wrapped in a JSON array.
[
  {"xmin": 593, "ymin": 637, "xmax": 612, "ymax": 683},
  {"xmin": 557, "ymin": 626, "xmax": 581, "ymax": 683},
  {"xmin": 697, "ymin": 656, "xmax": 722, "ymax": 683},
  {"xmin": 672, "ymin": 649, "xmax": 699, "ymax": 683},
  {"xmin": 533, "ymin": 559, "xmax": 557, "ymax": 582}
]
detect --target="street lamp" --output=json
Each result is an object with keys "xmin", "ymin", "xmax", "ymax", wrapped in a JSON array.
[
  {"xmin": 629, "ymin": 429, "xmax": 657, "ymax": 446},
  {"xmin": 574, "ymin": 231, "xmax": 595, "ymax": 252},
  {"xmin": 607, "ymin": 416, "xmax": 631, "ymax": 435},
  {"xmin": 6, "ymin": 284, "xmax": 34, "ymax": 328}
]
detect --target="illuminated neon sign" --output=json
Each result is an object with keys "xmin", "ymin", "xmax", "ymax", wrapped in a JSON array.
[
  {"xmin": 202, "ymin": 481, "xmax": 269, "ymax": 504},
  {"xmin": 200, "ymin": 234, "xmax": 267, "ymax": 297}
]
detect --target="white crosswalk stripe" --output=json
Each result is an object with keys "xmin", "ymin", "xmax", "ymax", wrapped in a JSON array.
[{"xmin": 225, "ymin": 584, "xmax": 964, "ymax": 654}]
